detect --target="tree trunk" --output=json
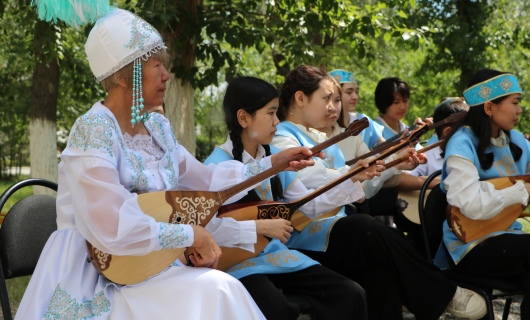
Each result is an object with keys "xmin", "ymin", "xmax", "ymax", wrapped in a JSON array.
[
  {"xmin": 30, "ymin": 20, "xmax": 59, "ymax": 195},
  {"xmin": 165, "ymin": 76, "xmax": 196, "ymax": 154},
  {"xmin": 158, "ymin": 0, "xmax": 202, "ymax": 155}
]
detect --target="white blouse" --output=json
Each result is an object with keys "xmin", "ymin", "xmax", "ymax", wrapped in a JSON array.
[
  {"xmin": 57, "ymin": 104, "xmax": 274, "ymax": 257},
  {"xmin": 272, "ymin": 123, "xmax": 397, "ymax": 198},
  {"xmin": 205, "ymin": 138, "xmax": 364, "ymax": 252}
]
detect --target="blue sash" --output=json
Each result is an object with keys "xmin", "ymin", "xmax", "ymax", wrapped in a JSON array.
[{"xmin": 204, "ymin": 145, "xmax": 318, "ymax": 279}]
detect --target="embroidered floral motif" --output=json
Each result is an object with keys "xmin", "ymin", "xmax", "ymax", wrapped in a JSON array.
[
  {"xmin": 125, "ymin": 15, "xmax": 161, "ymax": 51},
  {"xmin": 323, "ymin": 153, "xmax": 335, "ymax": 169},
  {"xmin": 256, "ymin": 181, "xmax": 271, "ymax": 200},
  {"xmin": 164, "ymin": 155, "xmax": 178, "ymax": 189},
  {"xmin": 500, "ymin": 77, "xmax": 513, "ymax": 91},
  {"xmin": 245, "ymin": 161, "xmax": 265, "ymax": 178},
  {"xmin": 147, "ymin": 118, "xmax": 172, "ymax": 153},
  {"xmin": 159, "ymin": 223, "xmax": 189, "ymax": 249},
  {"xmin": 492, "ymin": 154, "xmax": 518, "ymax": 177},
  {"xmin": 266, "ymin": 250, "xmax": 299, "ymax": 266},
  {"xmin": 447, "ymin": 240, "xmax": 465, "ymax": 252},
  {"xmin": 227, "ymin": 260, "xmax": 257, "ymax": 272},
  {"xmin": 308, "ymin": 220, "xmax": 324, "ymax": 234},
  {"xmin": 44, "ymin": 285, "xmax": 110, "ymax": 319},
  {"xmin": 478, "ymin": 85, "xmax": 492, "ymax": 100},
  {"xmin": 68, "ymin": 114, "xmax": 115, "ymax": 157}
]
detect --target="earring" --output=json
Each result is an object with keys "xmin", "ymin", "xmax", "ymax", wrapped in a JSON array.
[{"xmin": 130, "ymin": 58, "xmax": 149, "ymax": 126}]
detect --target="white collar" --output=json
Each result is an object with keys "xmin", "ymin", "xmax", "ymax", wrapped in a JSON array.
[
  {"xmin": 219, "ymin": 136, "xmax": 266, "ymax": 164},
  {"xmin": 490, "ymin": 130, "xmax": 509, "ymax": 147},
  {"xmin": 288, "ymin": 122, "xmax": 329, "ymax": 144}
]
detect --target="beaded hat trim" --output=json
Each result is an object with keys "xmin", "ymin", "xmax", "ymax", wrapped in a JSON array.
[
  {"xmin": 329, "ymin": 69, "xmax": 357, "ymax": 84},
  {"xmin": 463, "ymin": 74, "xmax": 522, "ymax": 107}
]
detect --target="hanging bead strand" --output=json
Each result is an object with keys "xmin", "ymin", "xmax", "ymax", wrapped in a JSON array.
[{"xmin": 130, "ymin": 58, "xmax": 149, "ymax": 126}]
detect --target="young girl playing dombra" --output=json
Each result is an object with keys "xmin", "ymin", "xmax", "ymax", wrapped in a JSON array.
[
  {"xmin": 204, "ymin": 76, "xmax": 373, "ymax": 320},
  {"xmin": 437, "ymin": 68, "xmax": 530, "ymax": 319},
  {"xmin": 328, "ymin": 69, "xmax": 385, "ymax": 149},
  {"xmin": 271, "ymin": 65, "xmax": 488, "ymax": 320}
]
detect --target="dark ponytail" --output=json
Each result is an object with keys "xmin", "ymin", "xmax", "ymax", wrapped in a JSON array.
[{"xmin": 224, "ymin": 76, "xmax": 284, "ymax": 201}]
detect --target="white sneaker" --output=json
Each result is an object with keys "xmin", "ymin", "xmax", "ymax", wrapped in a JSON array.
[{"xmin": 445, "ymin": 286, "xmax": 487, "ymax": 319}]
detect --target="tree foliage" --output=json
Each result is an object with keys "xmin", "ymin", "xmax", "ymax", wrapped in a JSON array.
[{"xmin": 2, "ymin": 0, "xmax": 530, "ymax": 171}]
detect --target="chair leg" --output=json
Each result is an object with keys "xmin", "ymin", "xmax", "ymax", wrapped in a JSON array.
[
  {"xmin": 476, "ymin": 289, "xmax": 495, "ymax": 320},
  {"xmin": 502, "ymin": 297, "xmax": 513, "ymax": 320},
  {"xmin": 0, "ymin": 266, "xmax": 13, "ymax": 320}
]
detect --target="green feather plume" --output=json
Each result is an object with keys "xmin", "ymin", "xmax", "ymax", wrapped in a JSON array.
[{"xmin": 31, "ymin": 0, "xmax": 111, "ymax": 27}]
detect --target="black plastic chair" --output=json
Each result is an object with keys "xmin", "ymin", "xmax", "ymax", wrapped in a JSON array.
[
  {"xmin": 0, "ymin": 178, "xmax": 58, "ymax": 320},
  {"xmin": 418, "ymin": 170, "xmax": 523, "ymax": 320}
]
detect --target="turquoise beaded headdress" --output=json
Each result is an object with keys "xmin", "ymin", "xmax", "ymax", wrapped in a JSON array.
[
  {"xmin": 329, "ymin": 69, "xmax": 357, "ymax": 84},
  {"xmin": 463, "ymin": 74, "xmax": 522, "ymax": 107},
  {"xmin": 32, "ymin": 0, "xmax": 167, "ymax": 126}
]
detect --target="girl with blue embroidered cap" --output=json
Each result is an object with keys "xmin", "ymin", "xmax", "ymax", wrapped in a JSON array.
[
  {"xmin": 329, "ymin": 69, "xmax": 385, "ymax": 149},
  {"xmin": 272, "ymin": 65, "xmax": 487, "ymax": 320},
  {"xmin": 204, "ymin": 76, "xmax": 369, "ymax": 320},
  {"xmin": 437, "ymin": 68, "xmax": 530, "ymax": 318},
  {"xmin": 17, "ymin": 3, "xmax": 319, "ymax": 319}
]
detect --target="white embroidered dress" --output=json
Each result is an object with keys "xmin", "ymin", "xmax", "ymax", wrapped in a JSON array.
[{"xmin": 15, "ymin": 102, "xmax": 266, "ymax": 320}]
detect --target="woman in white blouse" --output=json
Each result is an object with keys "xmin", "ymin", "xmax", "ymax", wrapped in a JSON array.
[
  {"xmin": 15, "ymin": 7, "xmax": 316, "ymax": 320},
  {"xmin": 271, "ymin": 65, "xmax": 487, "ymax": 320}
]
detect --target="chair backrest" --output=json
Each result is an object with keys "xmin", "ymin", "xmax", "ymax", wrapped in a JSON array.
[
  {"xmin": 0, "ymin": 178, "xmax": 57, "ymax": 320},
  {"xmin": 418, "ymin": 170, "xmax": 445, "ymax": 261},
  {"xmin": 0, "ymin": 179, "xmax": 58, "ymax": 279}
]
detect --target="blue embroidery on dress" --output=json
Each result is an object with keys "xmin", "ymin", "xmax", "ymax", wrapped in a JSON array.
[
  {"xmin": 164, "ymin": 155, "xmax": 178, "ymax": 189},
  {"xmin": 44, "ymin": 285, "xmax": 110, "ymax": 319},
  {"xmin": 159, "ymin": 223, "xmax": 189, "ymax": 249},
  {"xmin": 68, "ymin": 114, "xmax": 115, "ymax": 158},
  {"xmin": 147, "ymin": 118, "xmax": 172, "ymax": 153},
  {"xmin": 126, "ymin": 152, "xmax": 149, "ymax": 191},
  {"xmin": 245, "ymin": 162, "xmax": 265, "ymax": 178}
]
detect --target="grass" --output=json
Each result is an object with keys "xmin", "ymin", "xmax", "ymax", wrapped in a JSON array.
[{"xmin": 0, "ymin": 175, "xmax": 35, "ymax": 314}]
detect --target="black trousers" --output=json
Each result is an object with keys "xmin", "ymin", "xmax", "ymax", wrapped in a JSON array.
[
  {"xmin": 453, "ymin": 233, "xmax": 530, "ymax": 320},
  {"xmin": 299, "ymin": 214, "xmax": 456, "ymax": 320},
  {"xmin": 239, "ymin": 264, "xmax": 367, "ymax": 320}
]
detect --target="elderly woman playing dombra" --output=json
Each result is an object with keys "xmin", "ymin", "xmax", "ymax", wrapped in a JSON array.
[{"xmin": 16, "ymin": 5, "xmax": 318, "ymax": 320}]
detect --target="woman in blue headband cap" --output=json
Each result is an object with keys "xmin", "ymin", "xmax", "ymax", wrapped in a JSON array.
[
  {"xmin": 329, "ymin": 69, "xmax": 385, "ymax": 149},
  {"xmin": 437, "ymin": 68, "xmax": 530, "ymax": 318}
]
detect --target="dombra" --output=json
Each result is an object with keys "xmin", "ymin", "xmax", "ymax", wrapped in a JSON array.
[
  {"xmin": 216, "ymin": 121, "xmax": 433, "ymax": 271},
  {"xmin": 447, "ymin": 175, "xmax": 530, "ymax": 243},
  {"xmin": 86, "ymin": 118, "xmax": 369, "ymax": 285},
  {"xmin": 397, "ymin": 190, "xmax": 427, "ymax": 224}
]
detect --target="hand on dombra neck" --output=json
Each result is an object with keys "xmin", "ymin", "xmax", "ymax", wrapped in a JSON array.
[
  {"xmin": 271, "ymin": 146, "xmax": 325, "ymax": 172},
  {"xmin": 349, "ymin": 159, "xmax": 385, "ymax": 182},
  {"xmin": 256, "ymin": 219, "xmax": 294, "ymax": 244},
  {"xmin": 394, "ymin": 147, "xmax": 428, "ymax": 171},
  {"xmin": 413, "ymin": 117, "xmax": 433, "ymax": 127},
  {"xmin": 189, "ymin": 225, "xmax": 221, "ymax": 268}
]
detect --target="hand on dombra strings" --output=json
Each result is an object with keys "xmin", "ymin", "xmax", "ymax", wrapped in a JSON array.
[
  {"xmin": 413, "ymin": 117, "xmax": 433, "ymax": 126},
  {"xmin": 189, "ymin": 225, "xmax": 222, "ymax": 268},
  {"xmin": 271, "ymin": 147, "xmax": 325, "ymax": 172},
  {"xmin": 394, "ymin": 147, "xmax": 427, "ymax": 171},
  {"xmin": 350, "ymin": 159, "xmax": 385, "ymax": 182},
  {"xmin": 256, "ymin": 219, "xmax": 294, "ymax": 243}
]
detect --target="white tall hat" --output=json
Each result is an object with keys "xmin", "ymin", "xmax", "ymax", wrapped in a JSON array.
[{"xmin": 85, "ymin": 8, "xmax": 167, "ymax": 82}]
